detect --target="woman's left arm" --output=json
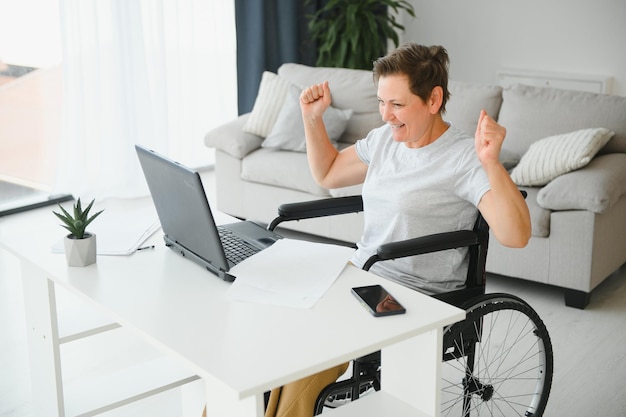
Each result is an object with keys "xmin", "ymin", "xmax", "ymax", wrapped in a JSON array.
[{"xmin": 475, "ymin": 110, "xmax": 531, "ymax": 248}]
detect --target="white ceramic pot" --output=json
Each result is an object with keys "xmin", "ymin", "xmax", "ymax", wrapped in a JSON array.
[{"xmin": 64, "ymin": 233, "xmax": 97, "ymax": 267}]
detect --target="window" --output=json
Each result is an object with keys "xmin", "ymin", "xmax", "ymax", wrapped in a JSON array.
[
  {"xmin": 0, "ymin": 1, "xmax": 236, "ymax": 213},
  {"xmin": 0, "ymin": 0, "xmax": 66, "ymax": 214}
]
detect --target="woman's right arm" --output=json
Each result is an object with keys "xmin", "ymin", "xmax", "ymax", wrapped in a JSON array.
[{"xmin": 300, "ymin": 81, "xmax": 368, "ymax": 189}]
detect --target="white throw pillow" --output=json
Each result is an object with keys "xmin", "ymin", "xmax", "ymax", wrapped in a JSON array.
[
  {"xmin": 262, "ymin": 85, "xmax": 353, "ymax": 152},
  {"xmin": 510, "ymin": 128, "xmax": 615, "ymax": 186},
  {"xmin": 242, "ymin": 71, "xmax": 292, "ymax": 137}
]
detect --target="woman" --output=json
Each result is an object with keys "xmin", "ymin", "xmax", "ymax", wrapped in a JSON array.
[
  {"xmin": 299, "ymin": 43, "xmax": 530, "ymax": 296},
  {"xmin": 226, "ymin": 43, "xmax": 530, "ymax": 417}
]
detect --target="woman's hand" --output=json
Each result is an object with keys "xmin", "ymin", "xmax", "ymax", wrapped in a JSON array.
[
  {"xmin": 300, "ymin": 81, "xmax": 332, "ymax": 122},
  {"xmin": 474, "ymin": 109, "xmax": 506, "ymax": 167},
  {"xmin": 299, "ymin": 80, "xmax": 367, "ymax": 189}
]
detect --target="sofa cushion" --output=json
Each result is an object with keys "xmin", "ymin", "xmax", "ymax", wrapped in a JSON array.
[
  {"xmin": 241, "ymin": 148, "xmax": 330, "ymax": 197},
  {"xmin": 510, "ymin": 128, "xmax": 615, "ymax": 186},
  {"xmin": 261, "ymin": 85, "xmax": 352, "ymax": 152},
  {"xmin": 498, "ymin": 84, "xmax": 626, "ymax": 159},
  {"xmin": 204, "ymin": 113, "xmax": 264, "ymax": 159},
  {"xmin": 277, "ymin": 63, "xmax": 382, "ymax": 143},
  {"xmin": 537, "ymin": 153, "xmax": 626, "ymax": 213},
  {"xmin": 446, "ymin": 81, "xmax": 503, "ymax": 135},
  {"xmin": 242, "ymin": 71, "xmax": 291, "ymax": 137},
  {"xmin": 499, "ymin": 148, "xmax": 520, "ymax": 171}
]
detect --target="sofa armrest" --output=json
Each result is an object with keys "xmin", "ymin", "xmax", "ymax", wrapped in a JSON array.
[
  {"xmin": 537, "ymin": 153, "xmax": 626, "ymax": 213},
  {"xmin": 203, "ymin": 113, "xmax": 264, "ymax": 159}
]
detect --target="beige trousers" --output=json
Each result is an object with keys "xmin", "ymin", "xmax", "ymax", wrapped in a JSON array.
[
  {"xmin": 265, "ymin": 362, "xmax": 349, "ymax": 417},
  {"xmin": 201, "ymin": 362, "xmax": 348, "ymax": 417}
]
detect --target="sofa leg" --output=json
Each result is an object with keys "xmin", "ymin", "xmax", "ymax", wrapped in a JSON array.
[{"xmin": 564, "ymin": 289, "xmax": 591, "ymax": 309}]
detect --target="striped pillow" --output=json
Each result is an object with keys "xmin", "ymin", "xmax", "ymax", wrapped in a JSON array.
[
  {"xmin": 242, "ymin": 71, "xmax": 292, "ymax": 137},
  {"xmin": 510, "ymin": 128, "xmax": 615, "ymax": 186}
]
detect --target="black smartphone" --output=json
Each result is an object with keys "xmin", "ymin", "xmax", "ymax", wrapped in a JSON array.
[{"xmin": 351, "ymin": 285, "xmax": 406, "ymax": 317}]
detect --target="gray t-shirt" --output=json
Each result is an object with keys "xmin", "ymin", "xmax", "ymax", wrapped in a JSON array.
[{"xmin": 351, "ymin": 123, "xmax": 491, "ymax": 294}]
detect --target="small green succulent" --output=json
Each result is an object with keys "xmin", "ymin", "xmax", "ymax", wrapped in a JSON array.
[{"xmin": 53, "ymin": 198, "xmax": 104, "ymax": 239}]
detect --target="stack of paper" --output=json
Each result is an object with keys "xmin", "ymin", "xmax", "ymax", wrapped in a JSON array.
[{"xmin": 227, "ymin": 239, "xmax": 355, "ymax": 309}]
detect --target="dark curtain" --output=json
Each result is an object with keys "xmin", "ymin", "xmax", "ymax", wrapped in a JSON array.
[{"xmin": 234, "ymin": 0, "xmax": 323, "ymax": 115}]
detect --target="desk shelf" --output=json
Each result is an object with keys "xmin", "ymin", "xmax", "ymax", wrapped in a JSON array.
[
  {"xmin": 58, "ymin": 325, "xmax": 199, "ymax": 417},
  {"xmin": 27, "ymin": 273, "xmax": 199, "ymax": 417},
  {"xmin": 323, "ymin": 392, "xmax": 431, "ymax": 417},
  {"xmin": 64, "ymin": 355, "xmax": 199, "ymax": 417}
]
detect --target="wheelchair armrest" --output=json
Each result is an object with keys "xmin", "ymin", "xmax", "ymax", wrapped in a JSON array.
[
  {"xmin": 268, "ymin": 196, "xmax": 363, "ymax": 231},
  {"xmin": 361, "ymin": 189, "xmax": 525, "ymax": 269},
  {"xmin": 362, "ymin": 230, "xmax": 479, "ymax": 271}
]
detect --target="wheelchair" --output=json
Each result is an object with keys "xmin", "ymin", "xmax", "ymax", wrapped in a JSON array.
[{"xmin": 268, "ymin": 195, "xmax": 553, "ymax": 417}]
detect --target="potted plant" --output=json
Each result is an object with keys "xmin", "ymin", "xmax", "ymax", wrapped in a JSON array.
[
  {"xmin": 307, "ymin": 0, "xmax": 416, "ymax": 70},
  {"xmin": 53, "ymin": 198, "xmax": 104, "ymax": 267}
]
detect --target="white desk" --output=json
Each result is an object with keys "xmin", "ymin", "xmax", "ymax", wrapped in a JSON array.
[{"xmin": 0, "ymin": 199, "xmax": 464, "ymax": 417}]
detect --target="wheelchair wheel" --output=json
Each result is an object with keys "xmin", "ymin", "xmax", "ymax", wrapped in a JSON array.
[{"xmin": 441, "ymin": 293, "xmax": 553, "ymax": 417}]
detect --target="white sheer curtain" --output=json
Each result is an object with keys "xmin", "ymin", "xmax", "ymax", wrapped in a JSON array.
[{"xmin": 54, "ymin": 0, "xmax": 237, "ymax": 199}]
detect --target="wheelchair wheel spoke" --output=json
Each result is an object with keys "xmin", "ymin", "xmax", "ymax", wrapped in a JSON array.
[{"xmin": 440, "ymin": 295, "xmax": 553, "ymax": 417}]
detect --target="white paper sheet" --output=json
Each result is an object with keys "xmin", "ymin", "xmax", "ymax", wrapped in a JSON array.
[{"xmin": 227, "ymin": 239, "xmax": 355, "ymax": 308}]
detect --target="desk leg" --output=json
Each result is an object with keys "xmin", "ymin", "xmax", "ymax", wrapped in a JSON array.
[
  {"xmin": 21, "ymin": 261, "xmax": 65, "ymax": 417},
  {"xmin": 203, "ymin": 374, "xmax": 264, "ymax": 417},
  {"xmin": 382, "ymin": 328, "xmax": 442, "ymax": 417}
]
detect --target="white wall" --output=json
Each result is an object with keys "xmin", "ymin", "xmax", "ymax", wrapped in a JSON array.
[{"xmin": 401, "ymin": 0, "xmax": 626, "ymax": 96}]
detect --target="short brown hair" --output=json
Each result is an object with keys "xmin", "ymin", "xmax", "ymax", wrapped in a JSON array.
[{"xmin": 373, "ymin": 43, "xmax": 450, "ymax": 113}]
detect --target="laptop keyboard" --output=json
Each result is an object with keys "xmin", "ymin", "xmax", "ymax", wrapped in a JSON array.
[{"xmin": 218, "ymin": 226, "xmax": 260, "ymax": 264}]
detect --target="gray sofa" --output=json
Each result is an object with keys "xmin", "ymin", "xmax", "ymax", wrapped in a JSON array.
[{"xmin": 205, "ymin": 63, "xmax": 626, "ymax": 309}]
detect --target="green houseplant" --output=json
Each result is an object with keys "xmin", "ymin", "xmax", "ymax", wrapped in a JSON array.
[
  {"xmin": 307, "ymin": 0, "xmax": 415, "ymax": 70},
  {"xmin": 53, "ymin": 198, "xmax": 104, "ymax": 266}
]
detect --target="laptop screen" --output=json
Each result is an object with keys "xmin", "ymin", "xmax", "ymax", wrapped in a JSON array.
[{"xmin": 135, "ymin": 144, "xmax": 230, "ymax": 272}]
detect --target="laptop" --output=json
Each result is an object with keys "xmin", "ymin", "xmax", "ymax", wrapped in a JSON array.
[{"xmin": 135, "ymin": 144, "xmax": 282, "ymax": 282}]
